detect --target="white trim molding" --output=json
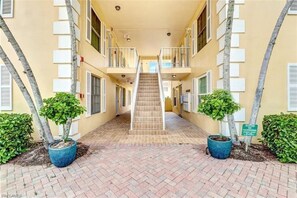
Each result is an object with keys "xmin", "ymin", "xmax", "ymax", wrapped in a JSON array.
[
  {"xmin": 53, "ymin": 0, "xmax": 81, "ymax": 138},
  {"xmin": 216, "ymin": 0, "xmax": 246, "ymax": 135}
]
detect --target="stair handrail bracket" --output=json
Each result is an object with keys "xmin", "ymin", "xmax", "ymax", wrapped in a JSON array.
[
  {"xmin": 130, "ymin": 57, "xmax": 142, "ymax": 130},
  {"xmin": 157, "ymin": 56, "xmax": 166, "ymax": 130}
]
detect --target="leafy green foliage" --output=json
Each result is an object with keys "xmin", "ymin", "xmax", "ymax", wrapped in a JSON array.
[
  {"xmin": 198, "ymin": 89, "xmax": 240, "ymax": 121},
  {"xmin": 0, "ymin": 114, "xmax": 33, "ymax": 164},
  {"xmin": 40, "ymin": 92, "xmax": 85, "ymax": 125},
  {"xmin": 40, "ymin": 93, "xmax": 85, "ymax": 142},
  {"xmin": 261, "ymin": 114, "xmax": 297, "ymax": 163}
]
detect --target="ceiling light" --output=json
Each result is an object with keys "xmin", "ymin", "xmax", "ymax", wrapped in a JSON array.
[
  {"xmin": 172, "ymin": 75, "xmax": 176, "ymax": 78},
  {"xmin": 115, "ymin": 5, "xmax": 121, "ymax": 11},
  {"xmin": 126, "ymin": 37, "xmax": 131, "ymax": 42},
  {"xmin": 167, "ymin": 32, "xmax": 171, "ymax": 36}
]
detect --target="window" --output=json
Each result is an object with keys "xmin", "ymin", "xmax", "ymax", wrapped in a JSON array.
[
  {"xmin": 86, "ymin": 72, "xmax": 106, "ymax": 116},
  {"xmin": 91, "ymin": 9, "xmax": 101, "ymax": 53},
  {"xmin": 193, "ymin": 71, "xmax": 212, "ymax": 110},
  {"xmin": 288, "ymin": 0, "xmax": 297, "ymax": 15},
  {"xmin": 91, "ymin": 75, "xmax": 101, "ymax": 114},
  {"xmin": 197, "ymin": 7, "xmax": 207, "ymax": 52},
  {"xmin": 0, "ymin": 65, "xmax": 12, "ymax": 110},
  {"xmin": 122, "ymin": 88, "xmax": 126, "ymax": 106},
  {"xmin": 0, "ymin": 0, "xmax": 14, "ymax": 18},
  {"xmin": 288, "ymin": 64, "xmax": 297, "ymax": 111},
  {"xmin": 198, "ymin": 76, "xmax": 207, "ymax": 104}
]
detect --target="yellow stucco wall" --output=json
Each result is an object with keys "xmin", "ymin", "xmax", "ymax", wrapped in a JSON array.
[
  {"xmin": 172, "ymin": 0, "xmax": 220, "ymax": 134},
  {"xmin": 0, "ymin": 0, "xmax": 132, "ymax": 140},
  {"xmin": 173, "ymin": 0, "xmax": 297, "ymax": 139}
]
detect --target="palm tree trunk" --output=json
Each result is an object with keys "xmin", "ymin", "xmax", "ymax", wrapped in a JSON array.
[
  {"xmin": 0, "ymin": 46, "xmax": 49, "ymax": 148},
  {"xmin": 247, "ymin": 0, "xmax": 296, "ymax": 147},
  {"xmin": 223, "ymin": 0, "xmax": 239, "ymax": 144},
  {"xmin": 0, "ymin": 15, "xmax": 54, "ymax": 144},
  {"xmin": 64, "ymin": 0, "xmax": 78, "ymax": 137}
]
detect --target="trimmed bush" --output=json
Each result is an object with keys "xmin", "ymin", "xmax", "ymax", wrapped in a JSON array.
[
  {"xmin": 261, "ymin": 114, "xmax": 297, "ymax": 163},
  {"xmin": 0, "ymin": 113, "xmax": 33, "ymax": 164}
]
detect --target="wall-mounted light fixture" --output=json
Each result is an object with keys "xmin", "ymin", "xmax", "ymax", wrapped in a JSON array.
[
  {"xmin": 121, "ymin": 74, "xmax": 126, "ymax": 78},
  {"xmin": 124, "ymin": 34, "xmax": 131, "ymax": 42},
  {"xmin": 115, "ymin": 5, "xmax": 121, "ymax": 11},
  {"xmin": 172, "ymin": 75, "xmax": 176, "ymax": 78}
]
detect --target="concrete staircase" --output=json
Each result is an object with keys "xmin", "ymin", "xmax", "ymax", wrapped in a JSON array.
[{"xmin": 130, "ymin": 73, "xmax": 165, "ymax": 134}]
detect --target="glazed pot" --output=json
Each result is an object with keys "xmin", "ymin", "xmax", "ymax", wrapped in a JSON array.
[
  {"xmin": 207, "ymin": 135, "xmax": 232, "ymax": 159},
  {"xmin": 48, "ymin": 139, "xmax": 77, "ymax": 167}
]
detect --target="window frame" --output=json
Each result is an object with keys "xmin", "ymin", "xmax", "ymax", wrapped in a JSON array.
[
  {"xmin": 196, "ymin": 70, "xmax": 212, "ymax": 107},
  {"xmin": 0, "ymin": 64, "xmax": 12, "ymax": 111},
  {"xmin": 91, "ymin": 8, "xmax": 102, "ymax": 53},
  {"xmin": 288, "ymin": 0, "xmax": 297, "ymax": 15},
  {"xmin": 288, "ymin": 63, "xmax": 297, "ymax": 111},
  {"xmin": 91, "ymin": 75, "xmax": 101, "ymax": 115},
  {"xmin": 197, "ymin": 6, "xmax": 207, "ymax": 53},
  {"xmin": 0, "ymin": 0, "xmax": 14, "ymax": 18}
]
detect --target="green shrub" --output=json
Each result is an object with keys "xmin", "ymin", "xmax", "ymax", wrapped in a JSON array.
[
  {"xmin": 198, "ymin": 89, "xmax": 240, "ymax": 121},
  {"xmin": 40, "ymin": 92, "xmax": 85, "ymax": 142},
  {"xmin": 0, "ymin": 113, "xmax": 33, "ymax": 164},
  {"xmin": 261, "ymin": 114, "xmax": 297, "ymax": 163}
]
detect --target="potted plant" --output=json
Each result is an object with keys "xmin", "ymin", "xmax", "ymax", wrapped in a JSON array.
[
  {"xmin": 40, "ymin": 92, "xmax": 85, "ymax": 167},
  {"xmin": 198, "ymin": 89, "xmax": 240, "ymax": 159}
]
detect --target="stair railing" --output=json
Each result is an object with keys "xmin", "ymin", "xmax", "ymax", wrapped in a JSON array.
[
  {"xmin": 130, "ymin": 57, "xmax": 142, "ymax": 130},
  {"xmin": 157, "ymin": 56, "xmax": 166, "ymax": 130},
  {"xmin": 108, "ymin": 47, "xmax": 138, "ymax": 68},
  {"xmin": 159, "ymin": 47, "xmax": 190, "ymax": 68}
]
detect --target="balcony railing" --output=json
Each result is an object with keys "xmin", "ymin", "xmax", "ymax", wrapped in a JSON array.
[
  {"xmin": 108, "ymin": 47, "xmax": 138, "ymax": 68},
  {"xmin": 159, "ymin": 47, "xmax": 190, "ymax": 68}
]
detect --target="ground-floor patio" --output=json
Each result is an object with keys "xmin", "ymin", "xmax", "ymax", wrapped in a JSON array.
[{"xmin": 1, "ymin": 112, "xmax": 296, "ymax": 198}]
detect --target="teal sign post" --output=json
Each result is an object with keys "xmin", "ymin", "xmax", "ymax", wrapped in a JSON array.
[{"xmin": 242, "ymin": 124, "xmax": 258, "ymax": 136}]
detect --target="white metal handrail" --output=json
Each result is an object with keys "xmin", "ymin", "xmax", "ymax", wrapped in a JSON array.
[
  {"xmin": 130, "ymin": 57, "xmax": 142, "ymax": 130},
  {"xmin": 108, "ymin": 47, "xmax": 138, "ymax": 68},
  {"xmin": 157, "ymin": 56, "xmax": 166, "ymax": 130},
  {"xmin": 160, "ymin": 47, "xmax": 190, "ymax": 68}
]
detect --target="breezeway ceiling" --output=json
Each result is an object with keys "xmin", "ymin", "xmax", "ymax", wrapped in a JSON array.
[{"xmin": 96, "ymin": 0, "xmax": 201, "ymax": 56}]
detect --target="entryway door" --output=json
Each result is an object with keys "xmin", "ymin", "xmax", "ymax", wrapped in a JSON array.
[{"xmin": 116, "ymin": 86, "xmax": 120, "ymax": 115}]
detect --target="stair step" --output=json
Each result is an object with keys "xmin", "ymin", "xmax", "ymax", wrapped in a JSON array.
[
  {"xmin": 137, "ymin": 89, "xmax": 160, "ymax": 94},
  {"xmin": 138, "ymin": 84, "xmax": 159, "ymax": 87},
  {"xmin": 129, "ymin": 130, "xmax": 168, "ymax": 135},
  {"xmin": 134, "ymin": 117, "xmax": 162, "ymax": 122},
  {"xmin": 136, "ymin": 106, "xmax": 161, "ymax": 111},
  {"xmin": 136, "ymin": 101, "xmax": 161, "ymax": 106},
  {"xmin": 137, "ymin": 93, "xmax": 160, "ymax": 97},
  {"xmin": 137, "ymin": 97, "xmax": 160, "ymax": 101},
  {"xmin": 133, "ymin": 122, "xmax": 163, "ymax": 130},
  {"xmin": 135, "ymin": 111, "xmax": 162, "ymax": 117}
]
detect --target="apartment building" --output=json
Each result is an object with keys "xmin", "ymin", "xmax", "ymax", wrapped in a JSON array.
[{"xmin": 0, "ymin": 0, "xmax": 296, "ymax": 140}]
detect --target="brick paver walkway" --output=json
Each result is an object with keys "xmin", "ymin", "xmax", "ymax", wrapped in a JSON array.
[
  {"xmin": 1, "ymin": 112, "xmax": 297, "ymax": 198},
  {"xmin": 80, "ymin": 112, "xmax": 209, "ymax": 145}
]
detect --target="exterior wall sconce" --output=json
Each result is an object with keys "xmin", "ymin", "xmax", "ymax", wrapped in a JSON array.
[{"xmin": 115, "ymin": 5, "xmax": 121, "ymax": 11}]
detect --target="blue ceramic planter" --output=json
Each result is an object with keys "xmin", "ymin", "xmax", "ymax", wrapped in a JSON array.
[
  {"xmin": 207, "ymin": 135, "xmax": 232, "ymax": 159},
  {"xmin": 48, "ymin": 139, "xmax": 77, "ymax": 167}
]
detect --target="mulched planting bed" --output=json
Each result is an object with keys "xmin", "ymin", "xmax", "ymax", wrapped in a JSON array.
[
  {"xmin": 230, "ymin": 142, "xmax": 276, "ymax": 162},
  {"xmin": 8, "ymin": 142, "xmax": 89, "ymax": 166}
]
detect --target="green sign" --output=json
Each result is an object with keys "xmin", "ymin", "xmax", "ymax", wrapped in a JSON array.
[{"xmin": 242, "ymin": 124, "xmax": 258, "ymax": 136}]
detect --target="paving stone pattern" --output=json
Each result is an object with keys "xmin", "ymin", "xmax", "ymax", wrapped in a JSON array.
[{"xmin": 1, "ymin": 113, "xmax": 296, "ymax": 198}]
